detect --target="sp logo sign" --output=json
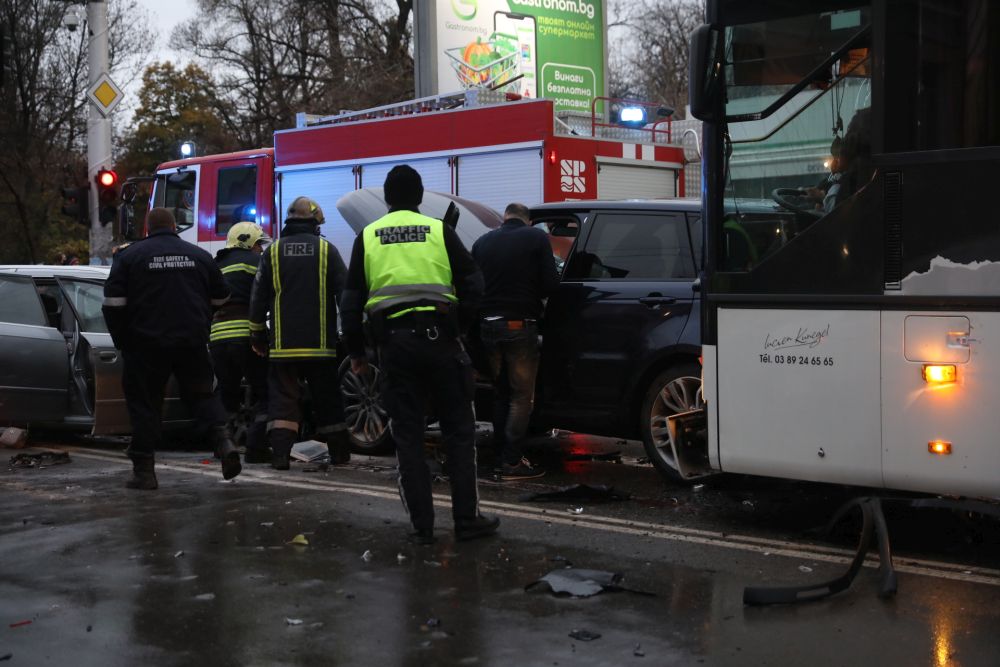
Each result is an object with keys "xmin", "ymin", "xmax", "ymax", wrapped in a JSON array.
[{"xmin": 560, "ymin": 160, "xmax": 586, "ymax": 194}]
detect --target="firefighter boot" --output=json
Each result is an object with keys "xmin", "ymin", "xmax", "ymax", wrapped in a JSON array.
[
  {"xmin": 270, "ymin": 428, "xmax": 296, "ymax": 471},
  {"xmin": 214, "ymin": 426, "xmax": 243, "ymax": 480},
  {"xmin": 125, "ymin": 455, "xmax": 158, "ymax": 490},
  {"xmin": 327, "ymin": 430, "xmax": 352, "ymax": 466}
]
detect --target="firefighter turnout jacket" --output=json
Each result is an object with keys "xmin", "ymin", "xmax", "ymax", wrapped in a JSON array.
[
  {"xmin": 341, "ymin": 209, "xmax": 483, "ymax": 358},
  {"xmin": 103, "ymin": 227, "xmax": 230, "ymax": 349},
  {"xmin": 211, "ymin": 247, "xmax": 261, "ymax": 344},
  {"xmin": 248, "ymin": 220, "xmax": 347, "ymax": 360}
]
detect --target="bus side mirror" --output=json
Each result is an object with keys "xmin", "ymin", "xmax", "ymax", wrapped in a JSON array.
[{"xmin": 689, "ymin": 23, "xmax": 723, "ymax": 122}]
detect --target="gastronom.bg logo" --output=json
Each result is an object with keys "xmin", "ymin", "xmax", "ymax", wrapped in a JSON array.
[{"xmin": 452, "ymin": 0, "xmax": 477, "ymax": 20}]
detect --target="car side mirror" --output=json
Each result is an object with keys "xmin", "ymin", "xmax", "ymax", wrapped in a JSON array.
[{"xmin": 689, "ymin": 23, "xmax": 723, "ymax": 122}]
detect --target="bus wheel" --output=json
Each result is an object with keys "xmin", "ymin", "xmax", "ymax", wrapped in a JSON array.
[
  {"xmin": 640, "ymin": 363, "xmax": 703, "ymax": 484},
  {"xmin": 338, "ymin": 358, "xmax": 395, "ymax": 455}
]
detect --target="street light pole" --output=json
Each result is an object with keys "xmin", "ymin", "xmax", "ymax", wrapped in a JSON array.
[{"xmin": 86, "ymin": 0, "xmax": 112, "ymax": 265}]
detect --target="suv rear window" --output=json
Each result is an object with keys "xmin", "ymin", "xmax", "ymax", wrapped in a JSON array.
[{"xmin": 566, "ymin": 212, "xmax": 695, "ymax": 280}]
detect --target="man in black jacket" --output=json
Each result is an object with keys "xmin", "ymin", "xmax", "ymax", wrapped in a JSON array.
[
  {"xmin": 471, "ymin": 202, "xmax": 559, "ymax": 480},
  {"xmin": 212, "ymin": 221, "xmax": 270, "ymax": 463},
  {"xmin": 248, "ymin": 197, "xmax": 350, "ymax": 470},
  {"xmin": 103, "ymin": 207, "xmax": 241, "ymax": 490}
]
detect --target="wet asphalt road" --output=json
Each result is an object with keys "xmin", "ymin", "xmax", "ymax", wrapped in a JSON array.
[{"xmin": 1, "ymin": 430, "xmax": 999, "ymax": 666}]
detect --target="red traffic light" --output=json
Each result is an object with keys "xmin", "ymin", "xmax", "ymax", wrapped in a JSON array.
[{"xmin": 97, "ymin": 169, "xmax": 118, "ymax": 189}]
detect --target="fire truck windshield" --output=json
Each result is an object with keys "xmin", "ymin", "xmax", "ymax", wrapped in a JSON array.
[{"xmin": 151, "ymin": 171, "xmax": 197, "ymax": 233}]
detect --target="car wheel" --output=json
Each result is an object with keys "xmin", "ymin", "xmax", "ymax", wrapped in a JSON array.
[
  {"xmin": 338, "ymin": 357, "xmax": 394, "ymax": 455},
  {"xmin": 640, "ymin": 363, "xmax": 703, "ymax": 484}
]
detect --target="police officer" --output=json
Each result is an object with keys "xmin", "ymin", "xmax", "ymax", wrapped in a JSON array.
[
  {"xmin": 341, "ymin": 165, "xmax": 499, "ymax": 545},
  {"xmin": 248, "ymin": 197, "xmax": 350, "ymax": 470},
  {"xmin": 212, "ymin": 221, "xmax": 270, "ymax": 463},
  {"xmin": 103, "ymin": 207, "xmax": 241, "ymax": 490}
]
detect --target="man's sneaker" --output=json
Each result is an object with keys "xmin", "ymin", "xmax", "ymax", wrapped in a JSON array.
[
  {"xmin": 500, "ymin": 458, "xmax": 545, "ymax": 480},
  {"xmin": 454, "ymin": 514, "xmax": 500, "ymax": 541}
]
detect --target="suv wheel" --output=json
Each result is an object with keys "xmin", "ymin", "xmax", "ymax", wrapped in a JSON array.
[
  {"xmin": 338, "ymin": 358, "xmax": 394, "ymax": 455},
  {"xmin": 640, "ymin": 363, "xmax": 703, "ymax": 483}
]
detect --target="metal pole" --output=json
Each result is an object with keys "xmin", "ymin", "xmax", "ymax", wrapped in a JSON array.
[
  {"xmin": 86, "ymin": 0, "xmax": 112, "ymax": 265},
  {"xmin": 413, "ymin": 0, "xmax": 436, "ymax": 98}
]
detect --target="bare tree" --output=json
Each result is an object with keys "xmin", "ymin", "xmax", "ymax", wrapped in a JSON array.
[
  {"xmin": 175, "ymin": 0, "xmax": 414, "ymax": 147},
  {"xmin": 611, "ymin": 0, "xmax": 705, "ymax": 115},
  {"xmin": 0, "ymin": 0, "xmax": 152, "ymax": 263}
]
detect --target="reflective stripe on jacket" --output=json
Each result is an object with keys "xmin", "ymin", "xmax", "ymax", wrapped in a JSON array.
[
  {"xmin": 362, "ymin": 211, "xmax": 456, "ymax": 319},
  {"xmin": 211, "ymin": 247, "xmax": 261, "ymax": 343}
]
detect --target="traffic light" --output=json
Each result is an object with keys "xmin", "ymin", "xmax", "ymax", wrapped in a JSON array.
[
  {"xmin": 95, "ymin": 168, "xmax": 119, "ymax": 225},
  {"xmin": 60, "ymin": 185, "xmax": 89, "ymax": 227}
]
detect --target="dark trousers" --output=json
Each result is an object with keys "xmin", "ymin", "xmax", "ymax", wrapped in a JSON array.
[
  {"xmin": 211, "ymin": 339, "xmax": 268, "ymax": 451},
  {"xmin": 480, "ymin": 320, "xmax": 540, "ymax": 467},
  {"xmin": 121, "ymin": 345, "xmax": 226, "ymax": 458},
  {"xmin": 379, "ymin": 329, "xmax": 479, "ymax": 531},
  {"xmin": 267, "ymin": 360, "xmax": 345, "ymax": 437}
]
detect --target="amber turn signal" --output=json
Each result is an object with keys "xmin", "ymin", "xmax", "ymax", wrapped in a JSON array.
[
  {"xmin": 922, "ymin": 364, "xmax": 957, "ymax": 384},
  {"xmin": 928, "ymin": 440, "xmax": 952, "ymax": 455}
]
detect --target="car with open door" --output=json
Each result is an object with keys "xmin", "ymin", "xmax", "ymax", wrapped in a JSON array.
[{"xmin": 0, "ymin": 266, "xmax": 188, "ymax": 436}]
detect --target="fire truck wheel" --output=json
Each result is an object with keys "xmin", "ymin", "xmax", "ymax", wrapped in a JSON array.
[
  {"xmin": 338, "ymin": 357, "xmax": 395, "ymax": 455},
  {"xmin": 640, "ymin": 363, "xmax": 703, "ymax": 484}
]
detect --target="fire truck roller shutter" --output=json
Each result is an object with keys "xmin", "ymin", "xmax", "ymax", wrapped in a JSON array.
[
  {"xmin": 360, "ymin": 158, "xmax": 451, "ymax": 196},
  {"xmin": 597, "ymin": 163, "xmax": 677, "ymax": 200},
  {"xmin": 279, "ymin": 166, "xmax": 356, "ymax": 264},
  {"xmin": 457, "ymin": 149, "xmax": 543, "ymax": 214}
]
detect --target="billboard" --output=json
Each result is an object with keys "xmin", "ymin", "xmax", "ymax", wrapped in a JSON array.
[{"xmin": 429, "ymin": 0, "xmax": 605, "ymax": 113}]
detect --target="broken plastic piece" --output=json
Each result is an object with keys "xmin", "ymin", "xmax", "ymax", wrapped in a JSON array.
[
  {"xmin": 285, "ymin": 618, "xmax": 303, "ymax": 626},
  {"xmin": 291, "ymin": 440, "xmax": 330, "ymax": 463},
  {"xmin": 361, "ymin": 550, "xmax": 373, "ymax": 562},
  {"xmin": 397, "ymin": 553, "xmax": 408, "ymax": 564},
  {"xmin": 522, "ymin": 484, "xmax": 630, "ymax": 503},
  {"xmin": 173, "ymin": 551, "xmax": 185, "ymax": 558},
  {"xmin": 287, "ymin": 534, "xmax": 309, "ymax": 546},
  {"xmin": 798, "ymin": 565, "xmax": 813, "ymax": 573},
  {"xmin": 633, "ymin": 644, "xmax": 645, "ymax": 657},
  {"xmin": 527, "ymin": 569, "xmax": 621, "ymax": 597},
  {"xmin": 9, "ymin": 620, "xmax": 32, "ymax": 628},
  {"xmin": 568, "ymin": 507, "xmax": 584, "ymax": 515},
  {"xmin": 568, "ymin": 629, "xmax": 601, "ymax": 641}
]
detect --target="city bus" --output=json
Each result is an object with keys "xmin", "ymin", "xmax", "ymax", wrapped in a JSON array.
[{"xmin": 671, "ymin": 0, "xmax": 1000, "ymax": 498}]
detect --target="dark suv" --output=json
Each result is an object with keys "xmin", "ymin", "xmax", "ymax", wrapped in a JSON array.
[
  {"xmin": 527, "ymin": 199, "xmax": 702, "ymax": 481},
  {"xmin": 341, "ymin": 199, "xmax": 703, "ymax": 483}
]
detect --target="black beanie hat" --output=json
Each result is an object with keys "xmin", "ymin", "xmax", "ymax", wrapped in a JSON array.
[{"xmin": 383, "ymin": 165, "xmax": 424, "ymax": 208}]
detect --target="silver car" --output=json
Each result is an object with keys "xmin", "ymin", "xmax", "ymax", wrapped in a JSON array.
[{"xmin": 0, "ymin": 265, "xmax": 186, "ymax": 435}]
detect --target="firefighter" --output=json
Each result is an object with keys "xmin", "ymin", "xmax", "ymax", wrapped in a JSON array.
[
  {"xmin": 341, "ymin": 165, "xmax": 499, "ymax": 545},
  {"xmin": 103, "ymin": 207, "xmax": 241, "ymax": 490},
  {"xmin": 212, "ymin": 221, "xmax": 271, "ymax": 463},
  {"xmin": 248, "ymin": 196, "xmax": 350, "ymax": 470}
]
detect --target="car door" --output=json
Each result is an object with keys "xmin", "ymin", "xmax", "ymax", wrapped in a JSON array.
[
  {"xmin": 0, "ymin": 274, "xmax": 70, "ymax": 423},
  {"xmin": 540, "ymin": 209, "xmax": 698, "ymax": 430}
]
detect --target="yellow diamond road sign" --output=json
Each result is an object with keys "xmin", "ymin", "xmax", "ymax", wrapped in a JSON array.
[{"xmin": 87, "ymin": 73, "xmax": 123, "ymax": 117}]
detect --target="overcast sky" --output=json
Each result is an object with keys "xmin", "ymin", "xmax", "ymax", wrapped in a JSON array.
[{"xmin": 136, "ymin": 0, "xmax": 198, "ymax": 64}]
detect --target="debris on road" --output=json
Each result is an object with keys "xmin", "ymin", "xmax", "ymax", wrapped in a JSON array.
[
  {"xmin": 527, "ymin": 568, "xmax": 622, "ymax": 597},
  {"xmin": 287, "ymin": 534, "xmax": 309, "ymax": 546},
  {"xmin": 798, "ymin": 565, "xmax": 813, "ymax": 573},
  {"xmin": 0, "ymin": 653, "xmax": 11, "ymax": 661},
  {"xmin": 633, "ymin": 644, "xmax": 645, "ymax": 657},
  {"xmin": 568, "ymin": 629, "xmax": 601, "ymax": 641},
  {"xmin": 397, "ymin": 553, "xmax": 408, "ymax": 564},
  {"xmin": 361, "ymin": 549, "xmax": 373, "ymax": 562},
  {"xmin": 0, "ymin": 427, "xmax": 28, "ymax": 449},
  {"xmin": 194, "ymin": 593, "xmax": 216, "ymax": 601},
  {"xmin": 568, "ymin": 507, "xmax": 584, "ymax": 515},
  {"xmin": 260, "ymin": 522, "xmax": 274, "ymax": 527},
  {"xmin": 522, "ymin": 484, "xmax": 631, "ymax": 503},
  {"xmin": 564, "ymin": 450, "xmax": 622, "ymax": 463},
  {"xmin": 291, "ymin": 440, "xmax": 330, "ymax": 463},
  {"xmin": 173, "ymin": 551, "xmax": 185, "ymax": 558},
  {"xmin": 9, "ymin": 451, "xmax": 71, "ymax": 469},
  {"xmin": 285, "ymin": 618, "xmax": 303, "ymax": 626},
  {"xmin": 693, "ymin": 484, "xmax": 705, "ymax": 492},
  {"xmin": 9, "ymin": 620, "xmax": 32, "ymax": 628}
]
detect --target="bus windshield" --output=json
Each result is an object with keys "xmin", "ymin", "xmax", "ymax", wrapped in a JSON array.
[{"xmin": 719, "ymin": 7, "xmax": 872, "ymax": 275}]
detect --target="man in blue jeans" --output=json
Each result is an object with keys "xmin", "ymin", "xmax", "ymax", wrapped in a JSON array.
[{"xmin": 472, "ymin": 202, "xmax": 560, "ymax": 480}]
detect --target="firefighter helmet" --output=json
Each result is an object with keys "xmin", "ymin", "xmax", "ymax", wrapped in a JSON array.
[
  {"xmin": 226, "ymin": 221, "xmax": 269, "ymax": 250},
  {"xmin": 286, "ymin": 196, "xmax": 325, "ymax": 225}
]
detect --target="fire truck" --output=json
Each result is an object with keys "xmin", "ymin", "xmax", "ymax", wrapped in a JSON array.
[{"xmin": 122, "ymin": 90, "xmax": 690, "ymax": 259}]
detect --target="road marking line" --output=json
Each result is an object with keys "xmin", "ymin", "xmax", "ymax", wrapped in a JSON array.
[{"xmin": 66, "ymin": 448, "xmax": 1000, "ymax": 587}]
